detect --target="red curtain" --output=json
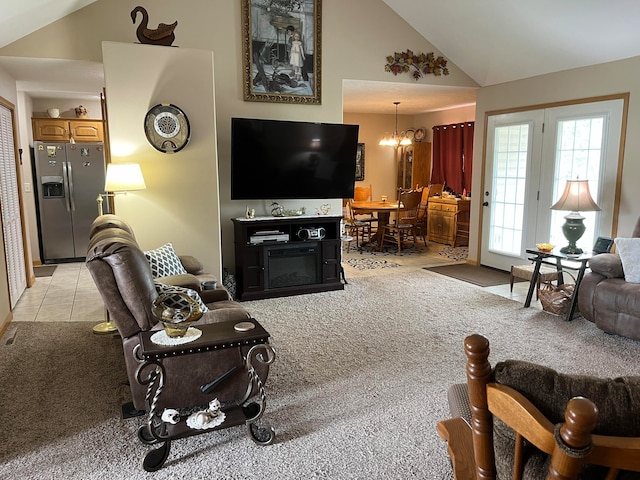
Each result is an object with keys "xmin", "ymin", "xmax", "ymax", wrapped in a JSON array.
[{"xmin": 431, "ymin": 122, "xmax": 474, "ymax": 194}]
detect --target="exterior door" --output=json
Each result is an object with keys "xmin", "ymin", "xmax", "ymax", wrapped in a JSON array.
[{"xmin": 482, "ymin": 99, "xmax": 624, "ymax": 271}]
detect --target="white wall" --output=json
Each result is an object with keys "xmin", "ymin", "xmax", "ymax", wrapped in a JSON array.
[{"xmin": 103, "ymin": 42, "xmax": 224, "ymax": 280}]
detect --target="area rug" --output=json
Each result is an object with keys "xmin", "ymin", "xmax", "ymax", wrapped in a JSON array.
[
  {"xmin": 424, "ymin": 263, "xmax": 524, "ymax": 287},
  {"xmin": 437, "ymin": 246, "xmax": 469, "ymax": 262},
  {"xmin": 33, "ymin": 265, "xmax": 57, "ymax": 277},
  {"xmin": 343, "ymin": 257, "xmax": 400, "ymax": 270},
  {"xmin": 354, "ymin": 241, "xmax": 427, "ymax": 256},
  {"xmin": 3, "ymin": 270, "xmax": 639, "ymax": 479}
]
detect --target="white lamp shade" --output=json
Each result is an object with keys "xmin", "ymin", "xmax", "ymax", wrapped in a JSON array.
[
  {"xmin": 550, "ymin": 179, "xmax": 600, "ymax": 212},
  {"xmin": 104, "ymin": 163, "xmax": 146, "ymax": 192}
]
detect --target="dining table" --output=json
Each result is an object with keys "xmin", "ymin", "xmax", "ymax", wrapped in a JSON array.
[{"xmin": 351, "ymin": 200, "xmax": 400, "ymax": 248}]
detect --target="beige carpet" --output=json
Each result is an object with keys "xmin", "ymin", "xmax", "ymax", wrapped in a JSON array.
[{"xmin": 2, "ymin": 269, "xmax": 639, "ymax": 479}]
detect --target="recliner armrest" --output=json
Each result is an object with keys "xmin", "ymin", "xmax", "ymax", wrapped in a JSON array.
[
  {"xmin": 588, "ymin": 253, "xmax": 624, "ymax": 279},
  {"xmin": 155, "ymin": 273, "xmax": 202, "ymax": 291},
  {"xmin": 200, "ymin": 287, "xmax": 232, "ymax": 304},
  {"xmin": 178, "ymin": 255, "xmax": 205, "ymax": 275}
]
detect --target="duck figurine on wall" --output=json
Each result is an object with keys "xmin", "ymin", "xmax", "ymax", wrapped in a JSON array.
[{"xmin": 131, "ymin": 6, "xmax": 177, "ymax": 46}]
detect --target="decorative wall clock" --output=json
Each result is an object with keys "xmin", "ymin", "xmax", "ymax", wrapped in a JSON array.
[
  {"xmin": 413, "ymin": 127, "xmax": 426, "ymax": 142},
  {"xmin": 144, "ymin": 104, "xmax": 190, "ymax": 153}
]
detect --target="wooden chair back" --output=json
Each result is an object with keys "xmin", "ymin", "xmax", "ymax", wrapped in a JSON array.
[
  {"xmin": 354, "ymin": 184, "xmax": 372, "ymax": 202},
  {"xmin": 397, "ymin": 189, "xmax": 422, "ymax": 224},
  {"xmin": 429, "ymin": 183, "xmax": 443, "ymax": 197},
  {"xmin": 437, "ymin": 334, "xmax": 640, "ymax": 479}
]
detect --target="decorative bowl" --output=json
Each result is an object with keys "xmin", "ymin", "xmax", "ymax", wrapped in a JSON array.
[
  {"xmin": 152, "ymin": 292, "xmax": 203, "ymax": 338},
  {"xmin": 536, "ymin": 243, "xmax": 554, "ymax": 252}
]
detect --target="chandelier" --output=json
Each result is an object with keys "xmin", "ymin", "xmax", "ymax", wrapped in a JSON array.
[{"xmin": 378, "ymin": 101, "xmax": 413, "ymax": 147}]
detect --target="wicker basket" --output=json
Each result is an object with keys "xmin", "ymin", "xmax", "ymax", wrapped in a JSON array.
[{"xmin": 537, "ymin": 281, "xmax": 575, "ymax": 316}]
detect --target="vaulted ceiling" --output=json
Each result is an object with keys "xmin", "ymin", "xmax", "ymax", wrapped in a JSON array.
[{"xmin": 2, "ymin": 1, "xmax": 640, "ymax": 114}]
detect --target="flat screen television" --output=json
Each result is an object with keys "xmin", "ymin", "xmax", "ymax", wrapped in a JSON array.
[{"xmin": 231, "ymin": 117, "xmax": 359, "ymax": 200}]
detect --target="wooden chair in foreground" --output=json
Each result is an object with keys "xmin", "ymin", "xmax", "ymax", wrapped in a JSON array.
[{"xmin": 437, "ymin": 334, "xmax": 640, "ymax": 479}]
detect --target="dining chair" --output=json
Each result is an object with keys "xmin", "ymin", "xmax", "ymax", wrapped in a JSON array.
[
  {"xmin": 415, "ymin": 203, "xmax": 429, "ymax": 246},
  {"xmin": 353, "ymin": 184, "xmax": 372, "ymax": 201},
  {"xmin": 428, "ymin": 183, "xmax": 443, "ymax": 197},
  {"xmin": 378, "ymin": 189, "xmax": 422, "ymax": 253},
  {"xmin": 352, "ymin": 184, "xmax": 377, "ymax": 229},
  {"xmin": 344, "ymin": 201, "xmax": 371, "ymax": 249}
]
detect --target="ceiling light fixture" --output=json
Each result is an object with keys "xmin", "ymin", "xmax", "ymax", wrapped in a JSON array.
[{"xmin": 379, "ymin": 101, "xmax": 413, "ymax": 147}]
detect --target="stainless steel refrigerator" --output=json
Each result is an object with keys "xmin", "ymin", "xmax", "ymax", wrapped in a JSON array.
[{"xmin": 33, "ymin": 141, "xmax": 107, "ymax": 262}]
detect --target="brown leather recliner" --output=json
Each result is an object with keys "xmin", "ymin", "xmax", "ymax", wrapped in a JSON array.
[
  {"xmin": 89, "ymin": 214, "xmax": 229, "ymax": 304},
  {"xmin": 578, "ymin": 217, "xmax": 640, "ymax": 340},
  {"xmin": 85, "ymin": 215, "xmax": 269, "ymax": 413}
]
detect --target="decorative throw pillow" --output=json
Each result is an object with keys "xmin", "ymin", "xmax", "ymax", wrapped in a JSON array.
[
  {"xmin": 153, "ymin": 282, "xmax": 208, "ymax": 313},
  {"xmin": 614, "ymin": 237, "xmax": 640, "ymax": 283},
  {"xmin": 144, "ymin": 243, "xmax": 187, "ymax": 278}
]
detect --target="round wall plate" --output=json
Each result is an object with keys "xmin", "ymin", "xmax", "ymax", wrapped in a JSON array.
[
  {"xmin": 413, "ymin": 127, "xmax": 426, "ymax": 142},
  {"xmin": 144, "ymin": 104, "xmax": 190, "ymax": 153}
]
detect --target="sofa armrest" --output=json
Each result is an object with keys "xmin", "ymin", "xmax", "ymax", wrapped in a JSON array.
[
  {"xmin": 156, "ymin": 273, "xmax": 201, "ymax": 291},
  {"xmin": 588, "ymin": 253, "xmax": 624, "ymax": 278},
  {"xmin": 178, "ymin": 255, "xmax": 205, "ymax": 275}
]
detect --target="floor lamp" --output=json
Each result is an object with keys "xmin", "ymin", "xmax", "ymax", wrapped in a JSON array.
[
  {"xmin": 550, "ymin": 179, "xmax": 600, "ymax": 255},
  {"xmin": 93, "ymin": 163, "xmax": 146, "ymax": 334}
]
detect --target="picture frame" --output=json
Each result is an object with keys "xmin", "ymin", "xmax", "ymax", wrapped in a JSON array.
[
  {"xmin": 593, "ymin": 236, "xmax": 614, "ymax": 254},
  {"xmin": 241, "ymin": 0, "xmax": 322, "ymax": 104},
  {"xmin": 355, "ymin": 143, "xmax": 365, "ymax": 181}
]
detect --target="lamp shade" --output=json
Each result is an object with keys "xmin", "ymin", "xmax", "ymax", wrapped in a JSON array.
[
  {"xmin": 104, "ymin": 163, "xmax": 146, "ymax": 192},
  {"xmin": 550, "ymin": 179, "xmax": 600, "ymax": 213}
]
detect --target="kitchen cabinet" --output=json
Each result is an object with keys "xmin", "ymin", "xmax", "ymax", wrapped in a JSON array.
[{"xmin": 32, "ymin": 118, "xmax": 104, "ymax": 142}]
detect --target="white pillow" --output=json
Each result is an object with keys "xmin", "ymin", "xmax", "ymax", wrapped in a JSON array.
[
  {"xmin": 153, "ymin": 282, "xmax": 208, "ymax": 313},
  {"xmin": 614, "ymin": 237, "xmax": 640, "ymax": 283},
  {"xmin": 144, "ymin": 243, "xmax": 188, "ymax": 278}
]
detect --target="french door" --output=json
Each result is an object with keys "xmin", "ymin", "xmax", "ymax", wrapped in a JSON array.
[{"xmin": 481, "ymin": 99, "xmax": 624, "ymax": 271}]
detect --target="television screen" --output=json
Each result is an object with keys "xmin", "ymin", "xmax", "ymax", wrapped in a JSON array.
[{"xmin": 231, "ymin": 118, "xmax": 359, "ymax": 200}]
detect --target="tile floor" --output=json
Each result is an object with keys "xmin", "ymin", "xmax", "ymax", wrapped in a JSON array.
[
  {"xmin": 12, "ymin": 262, "xmax": 106, "ymax": 323},
  {"xmin": 12, "ymin": 247, "xmax": 542, "ymax": 324}
]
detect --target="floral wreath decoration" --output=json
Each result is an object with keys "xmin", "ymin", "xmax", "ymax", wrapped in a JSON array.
[{"xmin": 385, "ymin": 50, "xmax": 449, "ymax": 80}]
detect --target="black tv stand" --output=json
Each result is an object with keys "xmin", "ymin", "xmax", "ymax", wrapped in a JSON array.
[{"xmin": 231, "ymin": 215, "xmax": 344, "ymax": 301}]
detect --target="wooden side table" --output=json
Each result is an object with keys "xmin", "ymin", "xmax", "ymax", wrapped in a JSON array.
[
  {"xmin": 523, "ymin": 248, "xmax": 592, "ymax": 321},
  {"xmin": 134, "ymin": 319, "xmax": 276, "ymax": 471}
]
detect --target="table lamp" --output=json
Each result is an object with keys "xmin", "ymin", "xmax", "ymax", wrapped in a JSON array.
[
  {"xmin": 96, "ymin": 163, "xmax": 146, "ymax": 216},
  {"xmin": 550, "ymin": 179, "xmax": 600, "ymax": 255}
]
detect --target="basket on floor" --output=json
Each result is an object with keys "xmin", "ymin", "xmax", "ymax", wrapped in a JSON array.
[{"xmin": 538, "ymin": 282, "xmax": 575, "ymax": 316}]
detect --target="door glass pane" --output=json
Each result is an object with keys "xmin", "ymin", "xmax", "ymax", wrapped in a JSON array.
[
  {"xmin": 489, "ymin": 124, "xmax": 529, "ymax": 255},
  {"xmin": 550, "ymin": 116, "xmax": 605, "ymax": 250}
]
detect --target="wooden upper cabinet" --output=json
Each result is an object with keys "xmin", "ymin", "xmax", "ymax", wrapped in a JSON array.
[
  {"xmin": 70, "ymin": 120, "xmax": 103, "ymax": 142},
  {"xmin": 32, "ymin": 118, "xmax": 68, "ymax": 141},
  {"xmin": 32, "ymin": 118, "xmax": 104, "ymax": 142}
]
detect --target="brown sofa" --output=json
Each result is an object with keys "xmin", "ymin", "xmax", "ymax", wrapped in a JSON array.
[
  {"xmin": 85, "ymin": 214, "xmax": 268, "ymax": 413},
  {"xmin": 578, "ymin": 217, "xmax": 640, "ymax": 340}
]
